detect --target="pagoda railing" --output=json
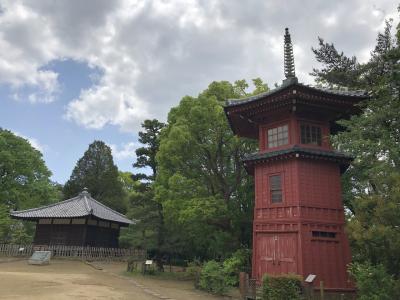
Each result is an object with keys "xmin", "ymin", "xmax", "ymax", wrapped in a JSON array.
[{"xmin": 0, "ymin": 243, "xmax": 146, "ymax": 261}]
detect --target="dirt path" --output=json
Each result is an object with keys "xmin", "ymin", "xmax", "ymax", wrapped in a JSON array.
[
  {"xmin": 0, "ymin": 259, "xmax": 238, "ymax": 300},
  {"xmin": 0, "ymin": 259, "xmax": 155, "ymax": 300}
]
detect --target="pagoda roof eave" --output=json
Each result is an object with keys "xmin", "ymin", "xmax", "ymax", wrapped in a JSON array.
[
  {"xmin": 242, "ymin": 146, "xmax": 353, "ymax": 174},
  {"xmin": 225, "ymin": 81, "xmax": 368, "ymax": 109},
  {"xmin": 224, "ymin": 81, "xmax": 368, "ymax": 139}
]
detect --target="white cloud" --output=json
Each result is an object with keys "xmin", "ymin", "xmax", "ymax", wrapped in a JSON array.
[
  {"xmin": 0, "ymin": 0, "xmax": 398, "ymax": 131},
  {"xmin": 110, "ymin": 142, "xmax": 139, "ymax": 161}
]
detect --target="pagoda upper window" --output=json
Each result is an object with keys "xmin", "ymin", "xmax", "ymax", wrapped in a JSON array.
[
  {"xmin": 300, "ymin": 124, "xmax": 322, "ymax": 146},
  {"xmin": 269, "ymin": 174, "xmax": 282, "ymax": 203},
  {"xmin": 267, "ymin": 124, "xmax": 288, "ymax": 148}
]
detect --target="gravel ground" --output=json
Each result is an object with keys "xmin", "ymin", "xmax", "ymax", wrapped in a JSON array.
[{"xmin": 0, "ymin": 259, "xmax": 239, "ymax": 300}]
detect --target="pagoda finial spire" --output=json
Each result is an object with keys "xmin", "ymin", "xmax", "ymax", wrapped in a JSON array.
[{"xmin": 283, "ymin": 28, "xmax": 297, "ymax": 83}]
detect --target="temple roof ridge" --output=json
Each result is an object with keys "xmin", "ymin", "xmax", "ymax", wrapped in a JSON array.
[{"xmin": 10, "ymin": 189, "xmax": 134, "ymax": 225}]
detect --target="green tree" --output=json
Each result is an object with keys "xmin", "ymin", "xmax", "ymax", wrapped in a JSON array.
[
  {"xmin": 251, "ymin": 78, "xmax": 269, "ymax": 95},
  {"xmin": 155, "ymin": 79, "xmax": 265, "ymax": 259},
  {"xmin": 311, "ymin": 7, "xmax": 400, "ymax": 285},
  {"xmin": 0, "ymin": 129, "xmax": 59, "ymax": 242},
  {"xmin": 63, "ymin": 140, "xmax": 126, "ymax": 213},
  {"xmin": 120, "ymin": 120, "xmax": 167, "ymax": 270},
  {"xmin": 133, "ymin": 119, "xmax": 165, "ymax": 180},
  {"xmin": 312, "ymin": 17, "xmax": 400, "ymax": 206},
  {"xmin": 349, "ymin": 262, "xmax": 400, "ymax": 300},
  {"xmin": 347, "ymin": 174, "xmax": 400, "ymax": 277},
  {"xmin": 0, "ymin": 204, "xmax": 12, "ymax": 242},
  {"xmin": 0, "ymin": 129, "xmax": 58, "ymax": 210},
  {"xmin": 119, "ymin": 171, "xmax": 140, "ymax": 194}
]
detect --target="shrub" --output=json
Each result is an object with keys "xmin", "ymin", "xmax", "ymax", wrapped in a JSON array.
[
  {"xmin": 222, "ymin": 248, "xmax": 251, "ymax": 286},
  {"xmin": 184, "ymin": 261, "xmax": 202, "ymax": 280},
  {"xmin": 262, "ymin": 274, "xmax": 303, "ymax": 300},
  {"xmin": 198, "ymin": 260, "xmax": 229, "ymax": 294},
  {"xmin": 349, "ymin": 262, "xmax": 400, "ymax": 300}
]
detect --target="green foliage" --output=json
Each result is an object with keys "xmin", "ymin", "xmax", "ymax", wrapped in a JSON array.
[
  {"xmin": 9, "ymin": 221, "xmax": 32, "ymax": 244},
  {"xmin": 308, "ymin": 12, "xmax": 400, "ymax": 300},
  {"xmin": 0, "ymin": 129, "xmax": 59, "ymax": 243},
  {"xmin": 121, "ymin": 184, "xmax": 160, "ymax": 250},
  {"xmin": 185, "ymin": 261, "xmax": 202, "ymax": 280},
  {"xmin": 155, "ymin": 79, "xmax": 266, "ymax": 259},
  {"xmin": 312, "ymin": 19, "xmax": 400, "ymax": 211},
  {"xmin": 0, "ymin": 204, "xmax": 32, "ymax": 244},
  {"xmin": 347, "ymin": 174, "xmax": 400, "ymax": 276},
  {"xmin": 120, "ymin": 119, "xmax": 166, "ymax": 270},
  {"xmin": 311, "ymin": 10, "xmax": 400, "ymax": 284},
  {"xmin": 0, "ymin": 129, "xmax": 59, "ymax": 210},
  {"xmin": 133, "ymin": 119, "xmax": 166, "ymax": 180},
  {"xmin": 0, "ymin": 204, "xmax": 12, "ymax": 242},
  {"xmin": 222, "ymin": 249, "xmax": 251, "ymax": 286},
  {"xmin": 63, "ymin": 140, "xmax": 126, "ymax": 213},
  {"xmin": 119, "ymin": 171, "xmax": 140, "ymax": 194},
  {"xmin": 262, "ymin": 274, "xmax": 303, "ymax": 300},
  {"xmin": 252, "ymin": 78, "xmax": 269, "ymax": 95},
  {"xmin": 198, "ymin": 260, "xmax": 229, "ymax": 295},
  {"xmin": 348, "ymin": 262, "xmax": 400, "ymax": 300}
]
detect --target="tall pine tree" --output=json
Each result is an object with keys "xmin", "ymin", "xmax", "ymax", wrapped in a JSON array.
[
  {"xmin": 121, "ymin": 119, "xmax": 167, "ymax": 269},
  {"xmin": 63, "ymin": 140, "xmax": 126, "ymax": 213},
  {"xmin": 311, "ymin": 11, "xmax": 400, "ymax": 285}
]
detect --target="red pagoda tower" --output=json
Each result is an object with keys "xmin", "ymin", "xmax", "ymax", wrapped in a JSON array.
[{"xmin": 225, "ymin": 28, "xmax": 367, "ymax": 292}]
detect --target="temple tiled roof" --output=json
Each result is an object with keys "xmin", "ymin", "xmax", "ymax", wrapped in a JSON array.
[
  {"xmin": 10, "ymin": 189, "xmax": 134, "ymax": 225},
  {"xmin": 225, "ymin": 81, "xmax": 368, "ymax": 108}
]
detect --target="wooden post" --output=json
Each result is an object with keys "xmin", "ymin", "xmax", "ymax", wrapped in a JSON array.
[
  {"xmin": 304, "ymin": 282, "xmax": 314, "ymax": 300},
  {"xmin": 239, "ymin": 272, "xmax": 249, "ymax": 300},
  {"xmin": 320, "ymin": 281, "xmax": 324, "ymax": 300}
]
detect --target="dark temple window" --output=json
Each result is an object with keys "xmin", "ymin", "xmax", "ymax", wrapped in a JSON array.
[
  {"xmin": 301, "ymin": 124, "xmax": 322, "ymax": 146},
  {"xmin": 269, "ymin": 175, "xmax": 282, "ymax": 203},
  {"xmin": 312, "ymin": 231, "xmax": 336, "ymax": 238}
]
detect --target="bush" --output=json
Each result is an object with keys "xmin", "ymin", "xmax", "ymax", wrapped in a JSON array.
[
  {"xmin": 349, "ymin": 262, "xmax": 400, "ymax": 300},
  {"xmin": 222, "ymin": 249, "xmax": 251, "ymax": 286},
  {"xmin": 185, "ymin": 261, "xmax": 202, "ymax": 280},
  {"xmin": 198, "ymin": 260, "xmax": 229, "ymax": 294},
  {"xmin": 262, "ymin": 274, "xmax": 303, "ymax": 300}
]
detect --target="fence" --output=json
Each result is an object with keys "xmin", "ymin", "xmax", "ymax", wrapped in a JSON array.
[
  {"xmin": 239, "ymin": 272, "xmax": 262, "ymax": 299},
  {"xmin": 0, "ymin": 243, "xmax": 146, "ymax": 261}
]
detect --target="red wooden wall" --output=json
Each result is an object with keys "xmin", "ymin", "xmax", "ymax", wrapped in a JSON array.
[{"xmin": 251, "ymin": 114, "xmax": 353, "ymax": 291}]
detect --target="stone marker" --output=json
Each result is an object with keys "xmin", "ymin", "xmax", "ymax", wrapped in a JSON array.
[{"xmin": 28, "ymin": 250, "xmax": 51, "ymax": 265}]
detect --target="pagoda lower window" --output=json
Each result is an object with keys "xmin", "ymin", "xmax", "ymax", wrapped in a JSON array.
[
  {"xmin": 301, "ymin": 124, "xmax": 322, "ymax": 146},
  {"xmin": 267, "ymin": 124, "xmax": 288, "ymax": 148},
  {"xmin": 312, "ymin": 231, "xmax": 336, "ymax": 238},
  {"xmin": 269, "ymin": 174, "xmax": 282, "ymax": 203}
]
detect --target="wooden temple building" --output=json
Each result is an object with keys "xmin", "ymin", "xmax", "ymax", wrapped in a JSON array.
[
  {"xmin": 10, "ymin": 188, "xmax": 133, "ymax": 248},
  {"xmin": 224, "ymin": 28, "xmax": 368, "ymax": 292}
]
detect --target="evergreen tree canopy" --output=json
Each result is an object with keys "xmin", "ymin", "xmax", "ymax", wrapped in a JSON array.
[
  {"xmin": 312, "ymin": 17, "xmax": 400, "ymax": 209},
  {"xmin": 133, "ymin": 119, "xmax": 165, "ymax": 180},
  {"xmin": 120, "ymin": 120, "xmax": 166, "ymax": 271},
  {"xmin": 0, "ymin": 128, "xmax": 58, "ymax": 210},
  {"xmin": 0, "ymin": 128, "xmax": 59, "ymax": 243},
  {"xmin": 155, "ymin": 79, "xmax": 267, "ymax": 259},
  {"xmin": 63, "ymin": 140, "xmax": 126, "ymax": 213},
  {"xmin": 311, "ymin": 9, "xmax": 400, "ymax": 279}
]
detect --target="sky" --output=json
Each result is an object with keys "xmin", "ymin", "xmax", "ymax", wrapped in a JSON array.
[{"xmin": 0, "ymin": 0, "xmax": 398, "ymax": 184}]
